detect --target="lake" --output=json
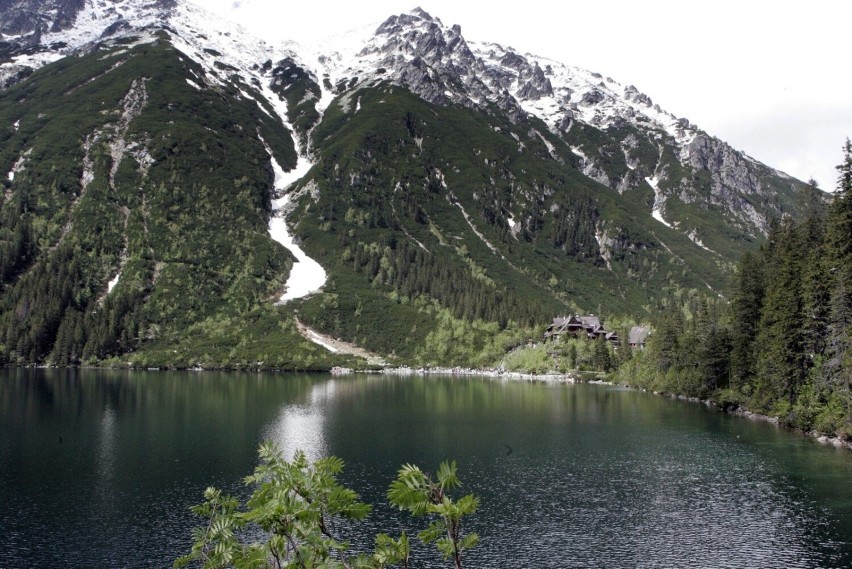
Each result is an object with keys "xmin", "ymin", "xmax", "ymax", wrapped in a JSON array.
[{"xmin": 1, "ymin": 369, "xmax": 851, "ymax": 567}]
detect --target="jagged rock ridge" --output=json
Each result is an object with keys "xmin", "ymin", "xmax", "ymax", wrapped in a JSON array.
[
  {"xmin": 0, "ymin": 0, "xmax": 825, "ymax": 368},
  {"xmin": 0, "ymin": 0, "xmax": 820, "ymax": 260}
]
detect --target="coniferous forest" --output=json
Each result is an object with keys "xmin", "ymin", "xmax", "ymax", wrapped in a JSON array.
[
  {"xmin": 0, "ymin": 8, "xmax": 847, "ymax": 441},
  {"xmin": 615, "ymin": 140, "xmax": 852, "ymax": 439}
]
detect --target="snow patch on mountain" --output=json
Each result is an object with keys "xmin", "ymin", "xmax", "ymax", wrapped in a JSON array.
[
  {"xmin": 7, "ymin": 148, "xmax": 31, "ymax": 182},
  {"xmin": 595, "ymin": 226, "xmax": 613, "ymax": 271},
  {"xmin": 687, "ymin": 229, "xmax": 716, "ymax": 254},
  {"xmin": 289, "ymin": 22, "xmax": 378, "ymax": 104},
  {"xmin": 469, "ymin": 40, "xmax": 698, "ymax": 145},
  {"xmin": 448, "ymin": 193, "xmax": 499, "ymax": 256},
  {"xmin": 334, "ymin": 89, "xmax": 360, "ymax": 114},
  {"xmin": 570, "ymin": 145, "xmax": 588, "ymax": 163},
  {"xmin": 106, "ymin": 272, "xmax": 121, "ymax": 294},
  {"xmin": 304, "ymin": 328, "xmax": 339, "ymax": 353},
  {"xmin": 0, "ymin": 51, "xmax": 63, "ymax": 87},
  {"xmin": 261, "ymin": 123, "xmax": 327, "ymax": 303},
  {"xmin": 533, "ymin": 129, "xmax": 559, "ymax": 160},
  {"xmin": 646, "ymin": 176, "xmax": 672, "ymax": 228}
]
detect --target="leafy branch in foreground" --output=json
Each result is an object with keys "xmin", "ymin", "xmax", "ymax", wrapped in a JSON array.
[
  {"xmin": 387, "ymin": 462, "xmax": 479, "ymax": 569},
  {"xmin": 175, "ymin": 442, "xmax": 477, "ymax": 569}
]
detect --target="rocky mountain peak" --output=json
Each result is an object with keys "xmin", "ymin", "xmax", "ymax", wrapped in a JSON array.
[
  {"xmin": 350, "ymin": 7, "xmax": 482, "ymax": 107},
  {"xmin": 0, "ymin": 0, "xmax": 817, "ymax": 244},
  {"xmin": 367, "ymin": 7, "xmax": 474, "ymax": 68},
  {"xmin": 376, "ymin": 6, "xmax": 437, "ymax": 31}
]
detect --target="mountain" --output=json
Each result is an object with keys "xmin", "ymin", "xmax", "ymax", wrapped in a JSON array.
[{"xmin": 0, "ymin": 1, "xmax": 823, "ymax": 368}]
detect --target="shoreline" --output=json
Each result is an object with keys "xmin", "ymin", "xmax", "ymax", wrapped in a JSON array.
[
  {"xmin": 620, "ymin": 382, "xmax": 852, "ymax": 452},
  {"xmin": 332, "ymin": 365, "xmax": 589, "ymax": 383},
  {"xmin": 333, "ymin": 365, "xmax": 852, "ymax": 451},
  {"xmin": 26, "ymin": 362, "xmax": 852, "ymax": 451}
]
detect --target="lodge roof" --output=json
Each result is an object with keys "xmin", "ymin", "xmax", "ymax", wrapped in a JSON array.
[{"xmin": 628, "ymin": 326, "xmax": 651, "ymax": 345}]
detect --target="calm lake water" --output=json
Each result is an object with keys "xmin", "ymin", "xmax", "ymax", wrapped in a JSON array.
[{"xmin": 1, "ymin": 369, "xmax": 851, "ymax": 568}]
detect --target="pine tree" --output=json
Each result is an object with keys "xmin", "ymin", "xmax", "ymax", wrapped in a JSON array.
[
  {"xmin": 592, "ymin": 337, "xmax": 612, "ymax": 372},
  {"xmin": 753, "ymin": 217, "xmax": 806, "ymax": 411},
  {"xmin": 650, "ymin": 305, "xmax": 683, "ymax": 374},
  {"xmin": 729, "ymin": 250, "xmax": 765, "ymax": 391},
  {"xmin": 799, "ymin": 187, "xmax": 830, "ymax": 358},
  {"xmin": 825, "ymin": 138, "xmax": 852, "ymax": 430}
]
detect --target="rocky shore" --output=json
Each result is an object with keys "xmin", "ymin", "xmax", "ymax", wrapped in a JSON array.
[{"xmin": 331, "ymin": 365, "xmax": 580, "ymax": 382}]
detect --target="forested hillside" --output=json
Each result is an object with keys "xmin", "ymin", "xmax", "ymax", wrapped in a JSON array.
[
  {"xmin": 0, "ymin": 37, "xmax": 349, "ymax": 369},
  {"xmin": 0, "ymin": 1, "xmax": 829, "ymax": 370},
  {"xmin": 615, "ymin": 141, "xmax": 852, "ymax": 439}
]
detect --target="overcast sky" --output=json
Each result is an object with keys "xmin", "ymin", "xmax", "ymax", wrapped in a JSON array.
[{"xmin": 192, "ymin": 0, "xmax": 851, "ymax": 192}]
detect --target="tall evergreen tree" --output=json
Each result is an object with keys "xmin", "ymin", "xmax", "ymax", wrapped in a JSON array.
[
  {"xmin": 753, "ymin": 217, "xmax": 806, "ymax": 410},
  {"xmin": 825, "ymin": 138, "xmax": 852, "ymax": 428},
  {"xmin": 649, "ymin": 304, "xmax": 683, "ymax": 374},
  {"xmin": 799, "ymin": 185, "xmax": 830, "ymax": 359},
  {"xmin": 729, "ymin": 251, "xmax": 765, "ymax": 391}
]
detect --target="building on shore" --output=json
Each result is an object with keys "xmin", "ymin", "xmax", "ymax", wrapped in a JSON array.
[
  {"xmin": 544, "ymin": 315, "xmax": 620, "ymax": 346},
  {"xmin": 627, "ymin": 325, "xmax": 651, "ymax": 349}
]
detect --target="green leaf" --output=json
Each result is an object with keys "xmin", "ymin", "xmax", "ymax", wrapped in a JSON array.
[
  {"xmin": 456, "ymin": 493, "xmax": 480, "ymax": 515},
  {"xmin": 436, "ymin": 460, "xmax": 460, "ymax": 490},
  {"xmin": 178, "ymin": 443, "xmax": 479, "ymax": 569},
  {"xmin": 460, "ymin": 532, "xmax": 480, "ymax": 551}
]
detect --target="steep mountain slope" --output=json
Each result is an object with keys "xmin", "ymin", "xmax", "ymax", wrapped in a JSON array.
[
  {"xmin": 0, "ymin": 28, "xmax": 344, "ymax": 368},
  {"xmin": 0, "ymin": 1, "xmax": 823, "ymax": 368},
  {"xmin": 297, "ymin": 9, "xmax": 816, "ymax": 255}
]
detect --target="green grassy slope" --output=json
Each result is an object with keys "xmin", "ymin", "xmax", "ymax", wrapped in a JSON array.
[
  {"xmin": 0, "ymin": 39, "xmax": 819, "ymax": 369},
  {"xmin": 286, "ymin": 85, "xmax": 763, "ymax": 363},
  {"xmin": 0, "ymin": 35, "xmax": 356, "ymax": 369}
]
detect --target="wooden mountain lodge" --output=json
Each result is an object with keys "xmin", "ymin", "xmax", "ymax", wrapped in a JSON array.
[
  {"xmin": 544, "ymin": 315, "xmax": 619, "ymax": 346},
  {"xmin": 544, "ymin": 317, "xmax": 651, "ymax": 349}
]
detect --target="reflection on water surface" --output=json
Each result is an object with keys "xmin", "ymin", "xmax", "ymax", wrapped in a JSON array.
[{"xmin": 1, "ymin": 369, "xmax": 850, "ymax": 567}]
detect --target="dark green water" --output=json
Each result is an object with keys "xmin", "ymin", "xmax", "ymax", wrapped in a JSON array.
[{"xmin": 1, "ymin": 369, "xmax": 850, "ymax": 568}]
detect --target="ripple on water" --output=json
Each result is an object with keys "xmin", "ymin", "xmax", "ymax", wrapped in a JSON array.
[
  {"xmin": 459, "ymin": 429, "xmax": 843, "ymax": 568},
  {"xmin": 2, "ymin": 375, "xmax": 849, "ymax": 568}
]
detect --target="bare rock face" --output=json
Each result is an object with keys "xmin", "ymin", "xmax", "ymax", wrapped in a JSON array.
[
  {"xmin": 686, "ymin": 134, "xmax": 761, "ymax": 195},
  {"xmin": 0, "ymin": 1, "xmax": 815, "ymax": 244},
  {"xmin": 363, "ymin": 9, "xmax": 487, "ymax": 109},
  {"xmin": 636, "ymin": 133, "xmax": 795, "ymax": 236},
  {"xmin": 0, "ymin": 0, "xmax": 86, "ymax": 36},
  {"xmin": 362, "ymin": 10, "xmax": 564, "ymax": 121},
  {"xmin": 499, "ymin": 51, "xmax": 527, "ymax": 70},
  {"xmin": 580, "ymin": 89, "xmax": 605, "ymax": 106},
  {"xmin": 623, "ymin": 84, "xmax": 652, "ymax": 107},
  {"xmin": 100, "ymin": 19, "xmax": 133, "ymax": 38},
  {"xmin": 516, "ymin": 62, "xmax": 553, "ymax": 100}
]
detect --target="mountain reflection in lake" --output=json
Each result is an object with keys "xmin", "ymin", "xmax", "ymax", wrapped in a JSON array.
[{"xmin": 1, "ymin": 369, "xmax": 850, "ymax": 567}]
